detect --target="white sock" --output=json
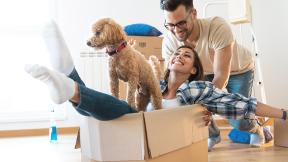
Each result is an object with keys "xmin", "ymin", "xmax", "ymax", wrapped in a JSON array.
[
  {"xmin": 25, "ymin": 64, "xmax": 75, "ymax": 104},
  {"xmin": 42, "ymin": 20, "xmax": 74, "ymax": 75}
]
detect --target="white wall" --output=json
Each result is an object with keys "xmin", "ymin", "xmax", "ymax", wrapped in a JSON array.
[
  {"xmin": 53, "ymin": 0, "xmax": 164, "ymax": 65},
  {"xmin": 55, "ymin": 0, "xmax": 288, "ymax": 110},
  {"xmin": 250, "ymin": 0, "xmax": 288, "ymax": 108}
]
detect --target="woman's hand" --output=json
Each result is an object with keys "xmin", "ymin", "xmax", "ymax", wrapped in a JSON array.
[
  {"xmin": 128, "ymin": 39, "xmax": 136, "ymax": 48},
  {"xmin": 202, "ymin": 110, "xmax": 213, "ymax": 126}
]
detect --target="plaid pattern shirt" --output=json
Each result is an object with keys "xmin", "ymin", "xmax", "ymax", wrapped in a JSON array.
[{"xmin": 160, "ymin": 80, "xmax": 257, "ymax": 119}]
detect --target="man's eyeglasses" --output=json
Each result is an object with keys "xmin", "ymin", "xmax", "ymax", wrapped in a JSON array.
[{"xmin": 164, "ymin": 11, "xmax": 192, "ymax": 31}]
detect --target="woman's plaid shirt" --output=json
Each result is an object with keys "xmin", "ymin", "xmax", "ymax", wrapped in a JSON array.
[{"xmin": 160, "ymin": 80, "xmax": 257, "ymax": 120}]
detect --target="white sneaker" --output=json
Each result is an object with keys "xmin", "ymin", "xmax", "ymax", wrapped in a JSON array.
[
  {"xmin": 208, "ymin": 136, "xmax": 221, "ymax": 152},
  {"xmin": 250, "ymin": 126, "xmax": 265, "ymax": 147}
]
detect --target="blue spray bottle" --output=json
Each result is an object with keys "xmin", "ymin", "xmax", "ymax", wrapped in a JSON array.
[{"xmin": 49, "ymin": 108, "xmax": 58, "ymax": 143}]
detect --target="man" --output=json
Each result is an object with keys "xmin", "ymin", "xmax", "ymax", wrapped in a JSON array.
[{"xmin": 160, "ymin": 0, "xmax": 272, "ymax": 151}]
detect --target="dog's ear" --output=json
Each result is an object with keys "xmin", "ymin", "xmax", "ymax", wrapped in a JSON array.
[{"xmin": 102, "ymin": 19, "xmax": 126, "ymax": 45}]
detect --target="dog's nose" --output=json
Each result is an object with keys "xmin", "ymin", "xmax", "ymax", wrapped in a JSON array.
[{"xmin": 87, "ymin": 41, "xmax": 91, "ymax": 46}]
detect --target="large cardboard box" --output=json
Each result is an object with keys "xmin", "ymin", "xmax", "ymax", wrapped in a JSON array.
[
  {"xmin": 127, "ymin": 36, "xmax": 163, "ymax": 61},
  {"xmin": 274, "ymin": 119, "xmax": 288, "ymax": 147},
  {"xmin": 79, "ymin": 105, "xmax": 208, "ymax": 162}
]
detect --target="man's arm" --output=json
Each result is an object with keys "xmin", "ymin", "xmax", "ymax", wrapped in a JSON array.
[{"xmin": 212, "ymin": 42, "xmax": 234, "ymax": 89}]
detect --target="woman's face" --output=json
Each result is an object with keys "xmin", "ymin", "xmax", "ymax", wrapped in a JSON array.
[{"xmin": 168, "ymin": 47, "xmax": 197, "ymax": 75}]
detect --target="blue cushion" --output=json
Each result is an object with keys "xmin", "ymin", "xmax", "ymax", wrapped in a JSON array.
[
  {"xmin": 124, "ymin": 23, "xmax": 162, "ymax": 36},
  {"xmin": 228, "ymin": 128, "xmax": 251, "ymax": 144}
]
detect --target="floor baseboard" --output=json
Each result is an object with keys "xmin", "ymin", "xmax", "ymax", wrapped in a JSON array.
[{"xmin": 0, "ymin": 127, "xmax": 79, "ymax": 138}]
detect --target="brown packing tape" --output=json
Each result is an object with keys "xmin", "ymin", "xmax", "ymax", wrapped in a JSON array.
[{"xmin": 81, "ymin": 139, "xmax": 208, "ymax": 162}]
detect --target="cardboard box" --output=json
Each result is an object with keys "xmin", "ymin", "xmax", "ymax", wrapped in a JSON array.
[
  {"xmin": 274, "ymin": 119, "xmax": 288, "ymax": 147},
  {"xmin": 127, "ymin": 36, "xmax": 163, "ymax": 61},
  {"xmin": 78, "ymin": 105, "xmax": 208, "ymax": 162}
]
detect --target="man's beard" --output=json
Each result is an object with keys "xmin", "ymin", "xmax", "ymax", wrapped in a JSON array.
[
  {"xmin": 174, "ymin": 28, "xmax": 192, "ymax": 42},
  {"xmin": 174, "ymin": 22, "xmax": 194, "ymax": 42}
]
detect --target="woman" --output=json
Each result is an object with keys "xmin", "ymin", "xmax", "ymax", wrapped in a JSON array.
[
  {"xmin": 25, "ymin": 22, "xmax": 287, "ymax": 147},
  {"xmin": 25, "ymin": 45, "xmax": 287, "ymax": 120}
]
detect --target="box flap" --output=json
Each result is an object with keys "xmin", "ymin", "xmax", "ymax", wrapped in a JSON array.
[
  {"xmin": 144, "ymin": 105, "xmax": 208, "ymax": 158},
  {"xmin": 80, "ymin": 112, "xmax": 146, "ymax": 161},
  {"xmin": 74, "ymin": 128, "xmax": 81, "ymax": 149}
]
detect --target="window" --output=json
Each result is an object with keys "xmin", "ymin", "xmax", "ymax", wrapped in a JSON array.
[{"xmin": 0, "ymin": 0, "xmax": 67, "ymax": 125}]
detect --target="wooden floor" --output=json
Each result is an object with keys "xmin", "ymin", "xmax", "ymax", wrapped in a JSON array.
[
  {"xmin": 209, "ymin": 140, "xmax": 288, "ymax": 162},
  {"xmin": 1, "ymin": 133, "xmax": 288, "ymax": 162},
  {"xmin": 0, "ymin": 135, "xmax": 81, "ymax": 162}
]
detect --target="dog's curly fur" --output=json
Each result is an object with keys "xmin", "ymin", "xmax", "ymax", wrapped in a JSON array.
[{"xmin": 87, "ymin": 18, "xmax": 162, "ymax": 111}]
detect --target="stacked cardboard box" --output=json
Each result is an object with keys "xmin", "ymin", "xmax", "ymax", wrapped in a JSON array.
[
  {"xmin": 119, "ymin": 36, "xmax": 165, "ymax": 100},
  {"xmin": 78, "ymin": 105, "xmax": 208, "ymax": 162},
  {"xmin": 127, "ymin": 36, "xmax": 164, "ymax": 61}
]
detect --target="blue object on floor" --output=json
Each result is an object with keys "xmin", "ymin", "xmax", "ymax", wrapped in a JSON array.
[{"xmin": 228, "ymin": 128, "xmax": 251, "ymax": 144}]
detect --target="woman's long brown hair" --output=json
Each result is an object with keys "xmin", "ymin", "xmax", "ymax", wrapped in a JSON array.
[{"xmin": 163, "ymin": 45, "xmax": 204, "ymax": 82}]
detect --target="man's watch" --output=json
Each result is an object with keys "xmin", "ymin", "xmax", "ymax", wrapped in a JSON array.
[{"xmin": 282, "ymin": 109, "xmax": 287, "ymax": 120}]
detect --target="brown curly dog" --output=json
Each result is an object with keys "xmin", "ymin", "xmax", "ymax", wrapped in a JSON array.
[{"xmin": 87, "ymin": 18, "xmax": 162, "ymax": 111}]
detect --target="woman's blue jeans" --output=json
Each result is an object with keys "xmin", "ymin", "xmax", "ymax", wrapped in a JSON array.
[
  {"xmin": 67, "ymin": 68, "xmax": 137, "ymax": 121},
  {"xmin": 205, "ymin": 69, "xmax": 257, "ymax": 137}
]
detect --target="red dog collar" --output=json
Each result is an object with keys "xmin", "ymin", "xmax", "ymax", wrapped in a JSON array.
[{"xmin": 106, "ymin": 41, "xmax": 127, "ymax": 56}]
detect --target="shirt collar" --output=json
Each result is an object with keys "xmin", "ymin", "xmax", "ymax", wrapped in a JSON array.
[{"xmin": 160, "ymin": 80, "xmax": 190, "ymax": 93}]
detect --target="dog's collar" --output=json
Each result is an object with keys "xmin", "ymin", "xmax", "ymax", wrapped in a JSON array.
[{"xmin": 106, "ymin": 41, "xmax": 127, "ymax": 56}]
